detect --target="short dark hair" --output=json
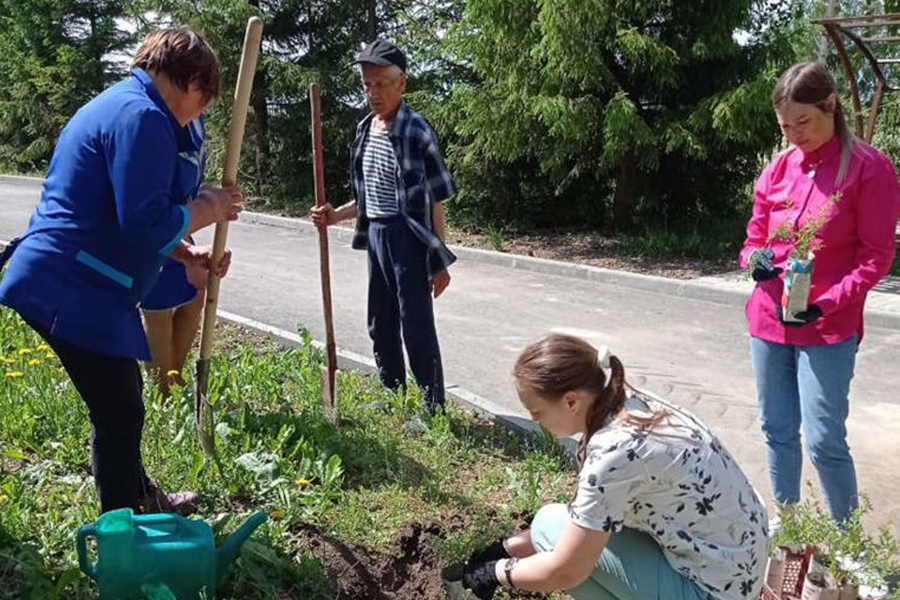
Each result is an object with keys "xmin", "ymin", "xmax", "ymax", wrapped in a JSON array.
[{"xmin": 132, "ymin": 27, "xmax": 220, "ymax": 101}]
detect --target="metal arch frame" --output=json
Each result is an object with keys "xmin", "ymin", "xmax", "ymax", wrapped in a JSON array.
[{"xmin": 811, "ymin": 13, "xmax": 900, "ymax": 142}]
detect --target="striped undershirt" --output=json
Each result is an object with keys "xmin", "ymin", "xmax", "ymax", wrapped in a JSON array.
[{"xmin": 362, "ymin": 130, "xmax": 400, "ymax": 218}]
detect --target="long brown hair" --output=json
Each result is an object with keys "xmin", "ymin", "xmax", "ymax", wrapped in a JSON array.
[
  {"xmin": 513, "ymin": 333, "xmax": 632, "ymax": 464},
  {"xmin": 132, "ymin": 27, "xmax": 220, "ymax": 102},
  {"xmin": 771, "ymin": 61, "xmax": 857, "ymax": 184}
]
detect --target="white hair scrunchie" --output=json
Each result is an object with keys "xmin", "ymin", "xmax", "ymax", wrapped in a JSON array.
[{"xmin": 596, "ymin": 345, "xmax": 612, "ymax": 370}]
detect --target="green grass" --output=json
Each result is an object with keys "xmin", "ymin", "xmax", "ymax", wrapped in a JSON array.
[
  {"xmin": 615, "ymin": 213, "xmax": 747, "ymax": 262},
  {"xmin": 0, "ymin": 308, "xmax": 573, "ymax": 600}
]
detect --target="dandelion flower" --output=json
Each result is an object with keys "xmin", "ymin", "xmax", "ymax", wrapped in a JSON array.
[
  {"xmin": 270, "ymin": 509, "xmax": 284, "ymax": 519},
  {"xmin": 28, "ymin": 358, "xmax": 40, "ymax": 366},
  {"xmin": 0, "ymin": 357, "xmax": 13, "ymax": 364},
  {"xmin": 5, "ymin": 371, "xmax": 24, "ymax": 378},
  {"xmin": 45, "ymin": 352, "xmax": 54, "ymax": 359},
  {"xmin": 0, "ymin": 494, "xmax": 8, "ymax": 501},
  {"xmin": 36, "ymin": 343, "xmax": 50, "ymax": 351},
  {"xmin": 295, "ymin": 478, "xmax": 311, "ymax": 487},
  {"xmin": 167, "ymin": 370, "xmax": 180, "ymax": 377},
  {"xmin": 17, "ymin": 348, "xmax": 32, "ymax": 355}
]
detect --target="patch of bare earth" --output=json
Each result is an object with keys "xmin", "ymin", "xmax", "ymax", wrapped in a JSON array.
[
  {"xmin": 292, "ymin": 520, "xmax": 447, "ymax": 600},
  {"xmin": 445, "ymin": 228, "xmax": 733, "ymax": 280},
  {"xmin": 291, "ymin": 513, "xmax": 543, "ymax": 600}
]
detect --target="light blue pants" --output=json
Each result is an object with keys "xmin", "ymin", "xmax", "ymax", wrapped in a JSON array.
[
  {"xmin": 749, "ymin": 335, "xmax": 858, "ymax": 522},
  {"xmin": 530, "ymin": 504, "xmax": 714, "ymax": 600}
]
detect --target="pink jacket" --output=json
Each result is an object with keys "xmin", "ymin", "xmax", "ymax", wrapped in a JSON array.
[{"xmin": 740, "ymin": 135, "xmax": 900, "ymax": 345}]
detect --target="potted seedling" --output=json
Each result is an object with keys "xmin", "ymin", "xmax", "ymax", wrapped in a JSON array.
[
  {"xmin": 791, "ymin": 496, "xmax": 900, "ymax": 600},
  {"xmin": 767, "ymin": 500, "xmax": 829, "ymax": 596},
  {"xmin": 766, "ymin": 192, "xmax": 843, "ymax": 323}
]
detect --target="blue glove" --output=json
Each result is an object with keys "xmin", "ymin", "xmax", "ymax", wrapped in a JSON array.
[{"xmin": 750, "ymin": 248, "xmax": 783, "ymax": 282}]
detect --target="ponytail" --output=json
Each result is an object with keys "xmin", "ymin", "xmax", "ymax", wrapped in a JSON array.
[
  {"xmin": 832, "ymin": 100, "xmax": 854, "ymax": 185},
  {"xmin": 578, "ymin": 355, "xmax": 626, "ymax": 464}
]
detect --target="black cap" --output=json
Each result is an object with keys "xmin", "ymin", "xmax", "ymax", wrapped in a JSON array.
[{"xmin": 353, "ymin": 39, "xmax": 407, "ymax": 72}]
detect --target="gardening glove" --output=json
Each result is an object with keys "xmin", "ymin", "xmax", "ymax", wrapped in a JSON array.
[
  {"xmin": 777, "ymin": 304, "xmax": 823, "ymax": 327},
  {"xmin": 749, "ymin": 248, "xmax": 783, "ymax": 282},
  {"xmin": 462, "ymin": 560, "xmax": 500, "ymax": 600},
  {"xmin": 466, "ymin": 539, "xmax": 511, "ymax": 565}
]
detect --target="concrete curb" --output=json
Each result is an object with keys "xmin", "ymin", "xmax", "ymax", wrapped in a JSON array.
[
  {"xmin": 217, "ymin": 310, "xmax": 551, "ymax": 445},
  {"xmin": 240, "ymin": 210, "xmax": 900, "ymax": 331},
  {"xmin": 0, "ymin": 174, "xmax": 43, "ymax": 183},
  {"xmin": 242, "ymin": 210, "xmax": 748, "ymax": 305}
]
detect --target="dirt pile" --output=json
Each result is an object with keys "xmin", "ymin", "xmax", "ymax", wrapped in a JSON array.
[{"xmin": 293, "ymin": 521, "xmax": 448, "ymax": 600}]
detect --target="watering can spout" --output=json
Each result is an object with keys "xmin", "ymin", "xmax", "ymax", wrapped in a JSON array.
[{"xmin": 215, "ymin": 511, "xmax": 267, "ymax": 585}]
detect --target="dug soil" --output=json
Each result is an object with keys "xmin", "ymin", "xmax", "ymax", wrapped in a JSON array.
[{"xmin": 292, "ymin": 514, "xmax": 541, "ymax": 600}]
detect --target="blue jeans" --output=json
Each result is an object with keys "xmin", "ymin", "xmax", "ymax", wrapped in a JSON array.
[
  {"xmin": 749, "ymin": 335, "xmax": 858, "ymax": 522},
  {"xmin": 530, "ymin": 504, "xmax": 714, "ymax": 600}
]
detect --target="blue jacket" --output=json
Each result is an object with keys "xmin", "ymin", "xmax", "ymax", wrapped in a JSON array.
[
  {"xmin": 0, "ymin": 69, "xmax": 192, "ymax": 359},
  {"xmin": 141, "ymin": 117, "xmax": 207, "ymax": 311}
]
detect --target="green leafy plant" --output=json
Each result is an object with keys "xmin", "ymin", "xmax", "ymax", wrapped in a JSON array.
[
  {"xmin": 485, "ymin": 226, "xmax": 507, "ymax": 253},
  {"xmin": 768, "ymin": 191, "xmax": 843, "ymax": 259},
  {"xmin": 772, "ymin": 492, "xmax": 899, "ymax": 589}
]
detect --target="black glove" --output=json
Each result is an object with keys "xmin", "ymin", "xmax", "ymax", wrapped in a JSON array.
[
  {"xmin": 750, "ymin": 248, "xmax": 783, "ymax": 282},
  {"xmin": 467, "ymin": 540, "xmax": 511, "ymax": 565},
  {"xmin": 462, "ymin": 560, "xmax": 500, "ymax": 600},
  {"xmin": 777, "ymin": 304, "xmax": 823, "ymax": 327}
]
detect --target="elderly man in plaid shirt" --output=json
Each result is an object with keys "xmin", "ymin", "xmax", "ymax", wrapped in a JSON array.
[{"xmin": 311, "ymin": 39, "xmax": 456, "ymax": 414}]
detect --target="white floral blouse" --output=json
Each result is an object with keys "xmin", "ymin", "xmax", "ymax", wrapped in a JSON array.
[{"xmin": 570, "ymin": 392, "xmax": 769, "ymax": 600}]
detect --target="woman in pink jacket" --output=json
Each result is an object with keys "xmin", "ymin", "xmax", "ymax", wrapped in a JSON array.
[{"xmin": 740, "ymin": 61, "xmax": 900, "ymax": 524}]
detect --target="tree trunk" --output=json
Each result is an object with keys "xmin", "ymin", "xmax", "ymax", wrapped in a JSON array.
[
  {"xmin": 367, "ymin": 0, "xmax": 378, "ymax": 41},
  {"xmin": 251, "ymin": 80, "xmax": 270, "ymax": 195},
  {"xmin": 613, "ymin": 156, "xmax": 636, "ymax": 230},
  {"xmin": 247, "ymin": 0, "xmax": 270, "ymax": 195}
]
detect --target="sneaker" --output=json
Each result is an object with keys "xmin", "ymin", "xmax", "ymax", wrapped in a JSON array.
[
  {"xmin": 139, "ymin": 479, "xmax": 199, "ymax": 516},
  {"xmin": 768, "ymin": 515, "xmax": 783, "ymax": 539}
]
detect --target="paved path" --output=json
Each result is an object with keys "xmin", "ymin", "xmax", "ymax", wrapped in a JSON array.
[{"xmin": 2, "ymin": 175, "xmax": 899, "ymax": 531}]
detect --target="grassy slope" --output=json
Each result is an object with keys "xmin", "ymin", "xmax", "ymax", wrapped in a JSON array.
[{"xmin": 0, "ymin": 309, "xmax": 573, "ymax": 600}]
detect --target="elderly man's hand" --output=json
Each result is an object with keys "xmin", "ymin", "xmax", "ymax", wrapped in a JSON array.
[
  {"xmin": 431, "ymin": 269, "xmax": 451, "ymax": 299},
  {"xmin": 310, "ymin": 203, "xmax": 336, "ymax": 228}
]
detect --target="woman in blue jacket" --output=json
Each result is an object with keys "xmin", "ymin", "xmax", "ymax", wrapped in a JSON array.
[
  {"xmin": 141, "ymin": 116, "xmax": 215, "ymax": 398},
  {"xmin": 0, "ymin": 28, "xmax": 242, "ymax": 515}
]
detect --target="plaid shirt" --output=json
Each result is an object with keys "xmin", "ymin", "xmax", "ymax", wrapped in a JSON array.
[{"xmin": 350, "ymin": 101, "xmax": 457, "ymax": 278}]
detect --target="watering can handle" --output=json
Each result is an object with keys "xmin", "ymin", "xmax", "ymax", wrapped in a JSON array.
[
  {"xmin": 133, "ymin": 513, "xmax": 185, "ymax": 526},
  {"xmin": 76, "ymin": 525, "xmax": 98, "ymax": 580}
]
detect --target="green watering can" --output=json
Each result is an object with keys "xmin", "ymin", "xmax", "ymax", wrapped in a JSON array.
[{"xmin": 77, "ymin": 508, "xmax": 267, "ymax": 600}]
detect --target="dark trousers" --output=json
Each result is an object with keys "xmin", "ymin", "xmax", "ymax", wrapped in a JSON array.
[
  {"xmin": 367, "ymin": 217, "xmax": 445, "ymax": 410},
  {"xmin": 30, "ymin": 322, "xmax": 150, "ymax": 513}
]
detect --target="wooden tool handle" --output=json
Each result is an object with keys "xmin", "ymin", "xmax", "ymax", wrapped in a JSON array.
[
  {"xmin": 310, "ymin": 83, "xmax": 327, "ymax": 210},
  {"xmin": 309, "ymin": 83, "xmax": 338, "ymax": 376},
  {"xmin": 198, "ymin": 16, "xmax": 264, "ymax": 361}
]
